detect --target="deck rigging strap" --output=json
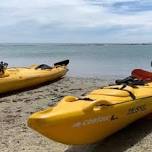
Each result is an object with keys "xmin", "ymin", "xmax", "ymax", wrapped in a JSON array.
[
  {"xmin": 114, "ymin": 76, "xmax": 147, "ymax": 100},
  {"xmin": 115, "ymin": 76, "xmax": 146, "ymax": 86},
  {"xmin": 119, "ymin": 84, "xmax": 136, "ymax": 100}
]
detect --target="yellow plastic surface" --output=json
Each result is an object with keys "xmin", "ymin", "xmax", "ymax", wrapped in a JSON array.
[
  {"xmin": 28, "ymin": 83, "xmax": 152, "ymax": 145},
  {"xmin": 0, "ymin": 65, "xmax": 68, "ymax": 93}
]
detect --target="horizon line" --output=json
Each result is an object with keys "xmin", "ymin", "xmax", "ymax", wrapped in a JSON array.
[{"xmin": 0, "ymin": 42, "xmax": 152, "ymax": 45}]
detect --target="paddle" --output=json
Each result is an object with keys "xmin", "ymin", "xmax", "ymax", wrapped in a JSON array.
[{"xmin": 54, "ymin": 59, "xmax": 69, "ymax": 66}]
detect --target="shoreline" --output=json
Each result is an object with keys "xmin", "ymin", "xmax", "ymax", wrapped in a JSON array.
[
  {"xmin": 1, "ymin": 76, "xmax": 152, "ymax": 152},
  {"xmin": 0, "ymin": 43, "xmax": 152, "ymax": 45}
]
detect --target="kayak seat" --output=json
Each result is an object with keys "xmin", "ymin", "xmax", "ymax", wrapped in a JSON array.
[
  {"xmin": 132, "ymin": 69, "xmax": 152, "ymax": 81},
  {"xmin": 35, "ymin": 64, "xmax": 52, "ymax": 70}
]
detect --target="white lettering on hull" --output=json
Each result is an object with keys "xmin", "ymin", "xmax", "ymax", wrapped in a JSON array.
[{"xmin": 73, "ymin": 115, "xmax": 112, "ymax": 128}]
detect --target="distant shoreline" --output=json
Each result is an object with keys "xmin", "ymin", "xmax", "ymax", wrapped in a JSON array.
[{"xmin": 0, "ymin": 43, "xmax": 152, "ymax": 46}]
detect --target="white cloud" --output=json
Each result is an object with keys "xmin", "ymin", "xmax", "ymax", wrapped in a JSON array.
[{"xmin": 0, "ymin": 0, "xmax": 152, "ymax": 42}]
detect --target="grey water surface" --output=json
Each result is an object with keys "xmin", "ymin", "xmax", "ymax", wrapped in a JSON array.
[{"xmin": 0, "ymin": 43, "xmax": 152, "ymax": 77}]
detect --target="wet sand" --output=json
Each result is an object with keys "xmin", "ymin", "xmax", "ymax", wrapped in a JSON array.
[{"xmin": 0, "ymin": 76, "xmax": 152, "ymax": 152}]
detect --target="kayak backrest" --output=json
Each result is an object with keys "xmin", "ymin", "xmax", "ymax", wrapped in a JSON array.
[
  {"xmin": 132, "ymin": 69, "xmax": 152, "ymax": 81},
  {"xmin": 35, "ymin": 64, "xmax": 52, "ymax": 70}
]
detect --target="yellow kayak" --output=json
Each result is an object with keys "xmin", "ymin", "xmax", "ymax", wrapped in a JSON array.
[
  {"xmin": 28, "ymin": 76, "xmax": 152, "ymax": 145},
  {"xmin": 0, "ymin": 60, "xmax": 69, "ymax": 94}
]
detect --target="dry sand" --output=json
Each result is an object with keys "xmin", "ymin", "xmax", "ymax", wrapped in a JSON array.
[{"xmin": 0, "ymin": 76, "xmax": 152, "ymax": 152}]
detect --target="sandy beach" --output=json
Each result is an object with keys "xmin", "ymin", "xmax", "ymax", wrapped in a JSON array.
[{"xmin": 0, "ymin": 76, "xmax": 152, "ymax": 152}]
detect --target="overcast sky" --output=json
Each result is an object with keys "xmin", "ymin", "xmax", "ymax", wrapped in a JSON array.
[{"xmin": 0, "ymin": 0, "xmax": 152, "ymax": 43}]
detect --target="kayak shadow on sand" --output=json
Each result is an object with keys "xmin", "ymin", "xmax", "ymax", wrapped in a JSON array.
[
  {"xmin": 65, "ymin": 118, "xmax": 152, "ymax": 152},
  {"xmin": 0, "ymin": 77, "xmax": 64, "ymax": 98}
]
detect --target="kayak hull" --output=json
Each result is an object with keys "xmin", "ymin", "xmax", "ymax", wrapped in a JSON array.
[
  {"xmin": 28, "ymin": 86, "xmax": 152, "ymax": 145},
  {"xmin": 0, "ymin": 66, "xmax": 68, "ymax": 94}
]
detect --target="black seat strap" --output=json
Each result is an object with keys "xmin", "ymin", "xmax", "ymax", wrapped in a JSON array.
[{"xmin": 119, "ymin": 84, "xmax": 136, "ymax": 100}]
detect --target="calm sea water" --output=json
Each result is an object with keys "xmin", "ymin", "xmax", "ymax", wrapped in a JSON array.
[{"xmin": 0, "ymin": 43, "xmax": 152, "ymax": 77}]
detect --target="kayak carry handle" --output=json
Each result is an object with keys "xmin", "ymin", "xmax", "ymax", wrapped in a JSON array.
[
  {"xmin": 83, "ymin": 100, "xmax": 112, "ymax": 112},
  {"xmin": 61, "ymin": 96, "xmax": 78, "ymax": 102},
  {"xmin": 54, "ymin": 59, "xmax": 69, "ymax": 67}
]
